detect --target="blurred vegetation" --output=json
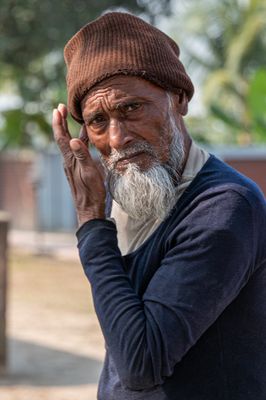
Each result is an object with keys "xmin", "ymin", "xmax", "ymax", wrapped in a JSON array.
[
  {"xmin": 0, "ymin": 0, "xmax": 171, "ymax": 150},
  {"xmin": 165, "ymin": 0, "xmax": 266, "ymax": 145},
  {"xmin": 0, "ymin": 0, "xmax": 265, "ymax": 148}
]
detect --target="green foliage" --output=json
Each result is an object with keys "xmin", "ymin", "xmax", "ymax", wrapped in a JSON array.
[
  {"xmin": 206, "ymin": 68, "xmax": 266, "ymax": 144},
  {"xmin": 248, "ymin": 68, "xmax": 266, "ymax": 136},
  {"xmin": 2, "ymin": 0, "xmax": 265, "ymax": 147},
  {"xmin": 0, "ymin": 0, "xmax": 171, "ymax": 149},
  {"xmin": 164, "ymin": 0, "xmax": 266, "ymax": 145},
  {"xmin": 0, "ymin": 108, "xmax": 52, "ymax": 149}
]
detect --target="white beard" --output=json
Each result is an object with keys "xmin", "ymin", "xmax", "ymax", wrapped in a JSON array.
[{"xmin": 102, "ymin": 113, "xmax": 185, "ymax": 221}]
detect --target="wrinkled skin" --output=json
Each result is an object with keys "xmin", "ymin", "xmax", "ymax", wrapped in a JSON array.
[
  {"xmin": 52, "ymin": 76, "xmax": 190, "ymax": 226},
  {"xmin": 52, "ymin": 104, "xmax": 106, "ymax": 226}
]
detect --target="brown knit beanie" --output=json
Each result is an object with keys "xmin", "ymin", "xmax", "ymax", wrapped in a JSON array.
[{"xmin": 64, "ymin": 12, "xmax": 194, "ymax": 123}]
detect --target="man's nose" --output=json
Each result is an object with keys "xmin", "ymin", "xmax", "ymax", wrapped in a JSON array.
[{"xmin": 108, "ymin": 119, "xmax": 134, "ymax": 150}]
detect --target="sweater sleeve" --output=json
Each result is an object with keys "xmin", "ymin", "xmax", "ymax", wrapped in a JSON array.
[{"xmin": 77, "ymin": 188, "xmax": 259, "ymax": 390}]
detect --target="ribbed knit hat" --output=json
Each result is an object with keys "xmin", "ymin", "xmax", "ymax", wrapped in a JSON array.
[{"xmin": 64, "ymin": 12, "xmax": 194, "ymax": 123}]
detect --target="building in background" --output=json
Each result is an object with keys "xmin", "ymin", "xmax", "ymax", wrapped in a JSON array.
[{"xmin": 0, "ymin": 146, "xmax": 265, "ymax": 232}]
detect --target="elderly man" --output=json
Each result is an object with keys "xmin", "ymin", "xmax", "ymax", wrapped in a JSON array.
[{"xmin": 52, "ymin": 12, "xmax": 266, "ymax": 400}]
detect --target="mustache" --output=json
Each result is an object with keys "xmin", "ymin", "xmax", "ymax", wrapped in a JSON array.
[{"xmin": 104, "ymin": 141, "xmax": 157, "ymax": 171}]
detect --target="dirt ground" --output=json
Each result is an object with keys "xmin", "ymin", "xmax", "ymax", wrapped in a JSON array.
[{"xmin": 0, "ymin": 246, "xmax": 105, "ymax": 400}]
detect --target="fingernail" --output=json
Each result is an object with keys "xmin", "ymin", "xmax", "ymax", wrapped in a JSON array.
[{"xmin": 71, "ymin": 140, "xmax": 81, "ymax": 151}]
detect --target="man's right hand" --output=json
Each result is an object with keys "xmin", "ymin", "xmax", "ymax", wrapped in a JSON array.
[{"xmin": 52, "ymin": 104, "xmax": 106, "ymax": 227}]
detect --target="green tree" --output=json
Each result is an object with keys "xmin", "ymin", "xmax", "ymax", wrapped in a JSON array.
[
  {"xmin": 0, "ymin": 0, "xmax": 171, "ymax": 149},
  {"xmin": 163, "ymin": 0, "xmax": 266, "ymax": 145}
]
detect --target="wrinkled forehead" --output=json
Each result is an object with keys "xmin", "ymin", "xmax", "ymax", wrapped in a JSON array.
[{"xmin": 81, "ymin": 75, "xmax": 169, "ymax": 110}]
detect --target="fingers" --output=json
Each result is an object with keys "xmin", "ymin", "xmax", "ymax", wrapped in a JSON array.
[
  {"xmin": 79, "ymin": 124, "xmax": 89, "ymax": 146},
  {"xmin": 58, "ymin": 103, "xmax": 70, "ymax": 135},
  {"xmin": 52, "ymin": 108, "xmax": 73, "ymax": 162},
  {"xmin": 58, "ymin": 103, "xmax": 68, "ymax": 119},
  {"xmin": 70, "ymin": 138, "xmax": 93, "ymax": 167}
]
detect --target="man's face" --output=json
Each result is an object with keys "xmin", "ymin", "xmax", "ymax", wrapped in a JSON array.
[
  {"xmin": 81, "ymin": 75, "xmax": 186, "ymax": 220},
  {"xmin": 81, "ymin": 76, "xmax": 179, "ymax": 173}
]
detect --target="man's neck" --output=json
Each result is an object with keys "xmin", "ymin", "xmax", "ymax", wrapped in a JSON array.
[{"xmin": 180, "ymin": 132, "xmax": 192, "ymax": 177}]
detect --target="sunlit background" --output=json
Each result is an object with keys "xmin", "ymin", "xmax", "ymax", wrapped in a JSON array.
[{"xmin": 0, "ymin": 1, "xmax": 265, "ymax": 399}]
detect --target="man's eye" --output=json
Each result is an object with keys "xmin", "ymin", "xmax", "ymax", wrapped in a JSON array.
[
  {"xmin": 121, "ymin": 102, "xmax": 141, "ymax": 113},
  {"xmin": 88, "ymin": 115, "xmax": 105, "ymax": 126}
]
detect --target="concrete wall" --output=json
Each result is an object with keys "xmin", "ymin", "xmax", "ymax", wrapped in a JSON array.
[
  {"xmin": 215, "ymin": 147, "xmax": 266, "ymax": 196},
  {"xmin": 35, "ymin": 147, "xmax": 77, "ymax": 232},
  {"xmin": 0, "ymin": 151, "xmax": 36, "ymax": 230},
  {"xmin": 0, "ymin": 148, "xmax": 76, "ymax": 232},
  {"xmin": 226, "ymin": 159, "xmax": 266, "ymax": 196},
  {"xmin": 0, "ymin": 146, "xmax": 265, "ymax": 231}
]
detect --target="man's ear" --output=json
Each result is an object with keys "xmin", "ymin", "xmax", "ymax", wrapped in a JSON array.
[{"xmin": 174, "ymin": 90, "xmax": 188, "ymax": 116}]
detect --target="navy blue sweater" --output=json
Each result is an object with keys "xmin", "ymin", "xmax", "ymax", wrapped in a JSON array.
[{"xmin": 77, "ymin": 155, "xmax": 266, "ymax": 399}]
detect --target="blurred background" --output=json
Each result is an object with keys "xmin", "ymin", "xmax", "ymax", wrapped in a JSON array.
[{"xmin": 0, "ymin": 1, "xmax": 265, "ymax": 399}]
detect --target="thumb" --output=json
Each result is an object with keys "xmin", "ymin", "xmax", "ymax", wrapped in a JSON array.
[{"xmin": 70, "ymin": 139, "xmax": 92, "ymax": 165}]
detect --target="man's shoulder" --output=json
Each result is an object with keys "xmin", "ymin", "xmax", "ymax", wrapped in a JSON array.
[
  {"xmin": 183, "ymin": 154, "xmax": 265, "ymax": 207},
  {"xmin": 164, "ymin": 155, "xmax": 266, "ymax": 243}
]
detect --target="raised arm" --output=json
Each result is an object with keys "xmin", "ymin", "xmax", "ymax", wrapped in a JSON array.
[
  {"xmin": 77, "ymin": 188, "xmax": 257, "ymax": 390},
  {"xmin": 52, "ymin": 104, "xmax": 106, "ymax": 226}
]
